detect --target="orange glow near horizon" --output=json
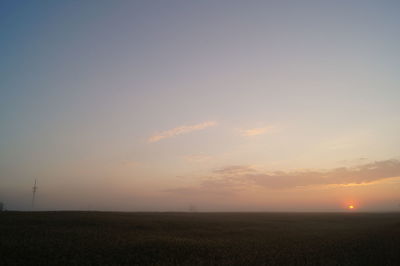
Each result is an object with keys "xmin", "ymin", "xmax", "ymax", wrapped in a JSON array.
[{"xmin": 348, "ymin": 205, "xmax": 355, "ymax": 210}]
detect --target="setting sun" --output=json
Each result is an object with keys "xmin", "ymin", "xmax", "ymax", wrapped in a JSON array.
[{"xmin": 348, "ymin": 205, "xmax": 355, "ymax": 210}]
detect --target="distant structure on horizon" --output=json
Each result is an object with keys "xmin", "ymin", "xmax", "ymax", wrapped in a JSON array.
[
  {"xmin": 188, "ymin": 204, "xmax": 197, "ymax": 212},
  {"xmin": 0, "ymin": 202, "xmax": 3, "ymax": 211},
  {"xmin": 32, "ymin": 179, "xmax": 38, "ymax": 210}
]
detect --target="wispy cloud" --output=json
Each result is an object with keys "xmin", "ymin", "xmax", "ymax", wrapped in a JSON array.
[
  {"xmin": 148, "ymin": 121, "xmax": 217, "ymax": 143},
  {"xmin": 166, "ymin": 159, "xmax": 400, "ymax": 194},
  {"xmin": 214, "ymin": 165, "xmax": 256, "ymax": 175},
  {"xmin": 240, "ymin": 125, "xmax": 276, "ymax": 136},
  {"xmin": 244, "ymin": 159, "xmax": 400, "ymax": 189}
]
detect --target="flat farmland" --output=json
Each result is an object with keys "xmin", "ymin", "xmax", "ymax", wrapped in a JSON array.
[{"xmin": 1, "ymin": 212, "xmax": 399, "ymax": 265}]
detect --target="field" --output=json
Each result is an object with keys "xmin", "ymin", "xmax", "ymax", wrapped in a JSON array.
[{"xmin": 1, "ymin": 212, "xmax": 399, "ymax": 265}]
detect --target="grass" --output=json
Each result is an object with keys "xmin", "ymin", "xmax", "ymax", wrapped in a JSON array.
[{"xmin": 1, "ymin": 212, "xmax": 399, "ymax": 265}]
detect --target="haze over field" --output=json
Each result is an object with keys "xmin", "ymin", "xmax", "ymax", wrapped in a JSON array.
[{"xmin": 1, "ymin": 1, "xmax": 399, "ymax": 211}]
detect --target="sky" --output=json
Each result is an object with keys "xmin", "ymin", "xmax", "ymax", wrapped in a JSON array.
[{"xmin": 1, "ymin": 1, "xmax": 400, "ymax": 212}]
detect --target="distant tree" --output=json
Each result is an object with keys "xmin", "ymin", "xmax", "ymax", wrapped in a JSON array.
[{"xmin": 0, "ymin": 202, "xmax": 3, "ymax": 211}]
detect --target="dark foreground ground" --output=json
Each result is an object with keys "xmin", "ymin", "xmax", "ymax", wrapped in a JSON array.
[{"xmin": 0, "ymin": 212, "xmax": 400, "ymax": 265}]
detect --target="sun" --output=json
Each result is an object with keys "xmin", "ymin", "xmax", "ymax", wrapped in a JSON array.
[{"xmin": 348, "ymin": 205, "xmax": 355, "ymax": 210}]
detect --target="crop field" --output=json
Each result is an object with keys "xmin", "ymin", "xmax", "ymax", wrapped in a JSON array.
[{"xmin": 0, "ymin": 212, "xmax": 399, "ymax": 265}]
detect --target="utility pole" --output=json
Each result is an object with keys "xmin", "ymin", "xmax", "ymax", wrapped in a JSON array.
[{"xmin": 32, "ymin": 179, "xmax": 38, "ymax": 210}]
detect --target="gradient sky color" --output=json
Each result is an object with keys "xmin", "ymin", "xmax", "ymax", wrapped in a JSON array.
[{"xmin": 1, "ymin": 1, "xmax": 400, "ymax": 211}]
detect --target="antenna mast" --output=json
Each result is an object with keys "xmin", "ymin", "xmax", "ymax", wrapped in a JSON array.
[{"xmin": 32, "ymin": 179, "xmax": 38, "ymax": 210}]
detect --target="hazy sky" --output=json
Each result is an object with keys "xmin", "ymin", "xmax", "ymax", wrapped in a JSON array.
[{"xmin": 1, "ymin": 1, "xmax": 399, "ymax": 211}]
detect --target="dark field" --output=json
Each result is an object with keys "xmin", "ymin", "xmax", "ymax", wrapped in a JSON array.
[{"xmin": 1, "ymin": 212, "xmax": 400, "ymax": 265}]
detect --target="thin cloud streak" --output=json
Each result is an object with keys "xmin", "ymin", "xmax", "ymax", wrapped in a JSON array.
[
  {"xmin": 247, "ymin": 159, "xmax": 400, "ymax": 189},
  {"xmin": 148, "ymin": 121, "xmax": 217, "ymax": 143},
  {"xmin": 241, "ymin": 126, "xmax": 276, "ymax": 136},
  {"xmin": 166, "ymin": 159, "xmax": 400, "ymax": 195}
]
